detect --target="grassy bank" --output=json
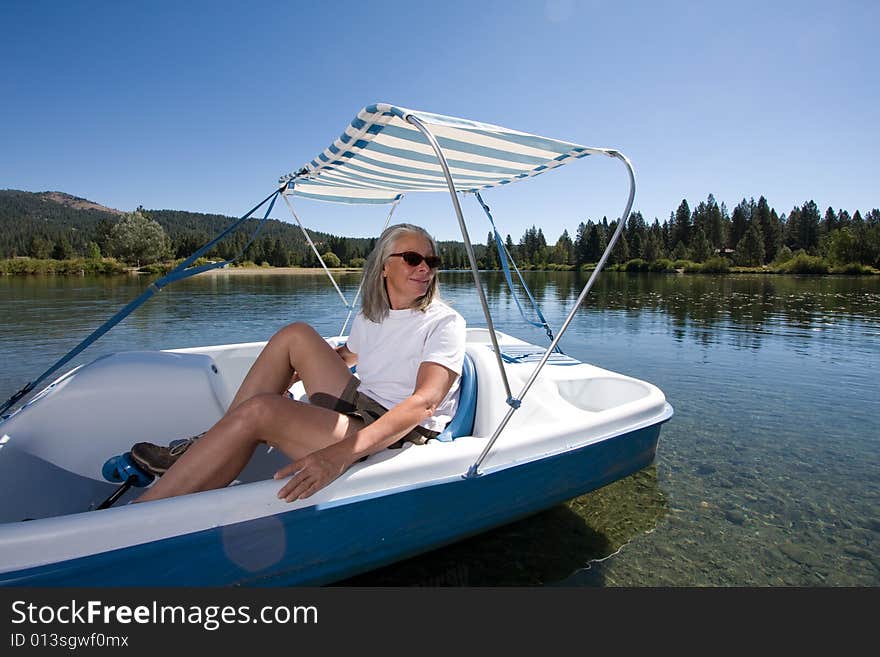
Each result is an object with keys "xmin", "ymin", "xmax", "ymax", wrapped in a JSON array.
[
  {"xmin": 605, "ymin": 254, "xmax": 877, "ymax": 275},
  {"xmin": 0, "ymin": 257, "xmax": 128, "ymax": 275}
]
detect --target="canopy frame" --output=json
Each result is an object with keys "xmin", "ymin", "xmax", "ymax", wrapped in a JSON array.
[{"xmin": 283, "ymin": 107, "xmax": 636, "ymax": 479}]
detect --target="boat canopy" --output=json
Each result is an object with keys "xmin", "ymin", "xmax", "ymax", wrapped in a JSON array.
[
  {"xmin": 280, "ymin": 103, "xmax": 610, "ymax": 205},
  {"xmin": 276, "ymin": 104, "xmax": 635, "ymax": 477}
]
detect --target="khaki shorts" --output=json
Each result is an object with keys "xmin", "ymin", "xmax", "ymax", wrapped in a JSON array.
[{"xmin": 309, "ymin": 375, "xmax": 439, "ymax": 449}]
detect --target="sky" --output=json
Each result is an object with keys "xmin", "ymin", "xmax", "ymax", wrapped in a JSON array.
[{"xmin": 2, "ymin": 0, "xmax": 877, "ymax": 242}]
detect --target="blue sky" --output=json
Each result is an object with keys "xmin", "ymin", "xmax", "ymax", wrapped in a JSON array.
[{"xmin": 2, "ymin": 0, "xmax": 877, "ymax": 242}]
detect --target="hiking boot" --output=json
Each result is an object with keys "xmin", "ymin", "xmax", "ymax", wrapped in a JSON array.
[{"xmin": 130, "ymin": 432, "xmax": 205, "ymax": 476}]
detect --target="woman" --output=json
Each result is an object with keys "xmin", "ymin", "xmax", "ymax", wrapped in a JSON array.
[{"xmin": 134, "ymin": 223, "xmax": 466, "ymax": 504}]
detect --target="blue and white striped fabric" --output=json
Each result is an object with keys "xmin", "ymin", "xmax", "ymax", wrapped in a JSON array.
[{"xmin": 282, "ymin": 103, "xmax": 607, "ymax": 205}]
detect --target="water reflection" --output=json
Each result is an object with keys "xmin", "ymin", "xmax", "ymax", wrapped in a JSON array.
[{"xmin": 439, "ymin": 272, "xmax": 880, "ymax": 354}]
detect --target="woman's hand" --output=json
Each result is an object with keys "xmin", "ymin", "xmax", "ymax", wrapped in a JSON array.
[{"xmin": 273, "ymin": 446, "xmax": 348, "ymax": 502}]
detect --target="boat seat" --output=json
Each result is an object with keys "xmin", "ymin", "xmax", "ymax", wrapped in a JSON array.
[{"xmin": 435, "ymin": 352, "xmax": 477, "ymax": 442}]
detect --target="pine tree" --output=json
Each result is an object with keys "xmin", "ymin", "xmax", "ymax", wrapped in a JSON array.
[
  {"xmin": 553, "ymin": 229, "xmax": 573, "ymax": 265},
  {"xmin": 51, "ymin": 235, "xmax": 74, "ymax": 260},
  {"xmin": 27, "ymin": 235, "xmax": 52, "ymax": 259},
  {"xmin": 730, "ymin": 199, "xmax": 753, "ymax": 250},
  {"xmin": 481, "ymin": 232, "xmax": 499, "ymax": 270},
  {"xmin": 625, "ymin": 211, "xmax": 647, "ymax": 260},
  {"xmin": 754, "ymin": 196, "xmax": 781, "ymax": 263},
  {"xmin": 737, "ymin": 222, "xmax": 765, "ymax": 266},
  {"xmin": 799, "ymin": 200, "xmax": 821, "ymax": 253},
  {"xmin": 823, "ymin": 206, "xmax": 838, "ymax": 235},
  {"xmin": 270, "ymin": 238, "xmax": 290, "ymax": 267},
  {"xmin": 585, "ymin": 223, "xmax": 605, "ymax": 262},
  {"xmin": 670, "ymin": 200, "xmax": 692, "ymax": 250},
  {"xmin": 609, "ymin": 223, "xmax": 629, "ymax": 264},
  {"xmin": 706, "ymin": 194, "xmax": 725, "ymax": 250},
  {"xmin": 689, "ymin": 227, "xmax": 712, "ymax": 262}
]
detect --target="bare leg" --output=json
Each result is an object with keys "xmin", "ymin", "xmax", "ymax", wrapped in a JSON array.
[
  {"xmin": 137, "ymin": 394, "xmax": 364, "ymax": 501},
  {"xmin": 228, "ymin": 321, "xmax": 354, "ymax": 411},
  {"xmin": 136, "ymin": 322, "xmax": 359, "ymax": 502}
]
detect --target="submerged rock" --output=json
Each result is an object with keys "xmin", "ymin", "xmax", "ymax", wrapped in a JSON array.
[{"xmin": 779, "ymin": 543, "xmax": 824, "ymax": 567}]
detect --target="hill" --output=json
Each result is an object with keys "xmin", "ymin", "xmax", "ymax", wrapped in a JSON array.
[
  {"xmin": 0, "ymin": 189, "xmax": 481, "ymax": 268},
  {"xmin": 0, "ymin": 190, "xmax": 371, "ymax": 265}
]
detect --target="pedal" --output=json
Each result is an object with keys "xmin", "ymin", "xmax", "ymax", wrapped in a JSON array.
[
  {"xmin": 95, "ymin": 452, "xmax": 155, "ymax": 510},
  {"xmin": 102, "ymin": 452, "xmax": 155, "ymax": 487}
]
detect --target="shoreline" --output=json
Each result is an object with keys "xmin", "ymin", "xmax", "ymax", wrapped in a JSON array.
[{"xmin": 193, "ymin": 267, "xmax": 363, "ymax": 276}]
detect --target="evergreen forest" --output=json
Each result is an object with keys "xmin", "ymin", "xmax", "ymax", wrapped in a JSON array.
[{"xmin": 1, "ymin": 190, "xmax": 877, "ymax": 275}]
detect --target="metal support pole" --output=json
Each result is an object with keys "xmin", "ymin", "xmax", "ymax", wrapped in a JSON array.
[
  {"xmin": 339, "ymin": 196, "xmax": 402, "ymax": 336},
  {"xmin": 405, "ymin": 114, "xmax": 515, "ymax": 403},
  {"xmin": 281, "ymin": 193, "xmax": 351, "ymax": 309},
  {"xmin": 465, "ymin": 150, "xmax": 636, "ymax": 478}
]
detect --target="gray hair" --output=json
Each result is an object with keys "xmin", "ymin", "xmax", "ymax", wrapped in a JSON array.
[{"xmin": 360, "ymin": 223, "xmax": 440, "ymax": 323}]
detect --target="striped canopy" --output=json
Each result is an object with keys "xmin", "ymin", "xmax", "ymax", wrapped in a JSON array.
[{"xmin": 281, "ymin": 103, "xmax": 607, "ymax": 204}]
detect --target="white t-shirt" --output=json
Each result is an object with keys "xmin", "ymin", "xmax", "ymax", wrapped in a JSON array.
[{"xmin": 345, "ymin": 299, "xmax": 467, "ymax": 433}]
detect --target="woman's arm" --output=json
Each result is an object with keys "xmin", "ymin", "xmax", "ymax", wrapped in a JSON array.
[
  {"xmin": 274, "ymin": 361, "xmax": 458, "ymax": 502},
  {"xmin": 336, "ymin": 344, "xmax": 357, "ymax": 368}
]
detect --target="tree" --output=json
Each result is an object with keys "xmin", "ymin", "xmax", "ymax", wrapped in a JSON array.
[
  {"xmin": 643, "ymin": 229, "xmax": 663, "ymax": 262},
  {"xmin": 552, "ymin": 229, "xmax": 574, "ymax": 265},
  {"xmin": 784, "ymin": 206, "xmax": 802, "ymax": 250},
  {"xmin": 706, "ymin": 194, "xmax": 725, "ymax": 250},
  {"xmin": 86, "ymin": 241, "xmax": 102, "ymax": 261},
  {"xmin": 670, "ymin": 200, "xmax": 692, "ymax": 250},
  {"xmin": 737, "ymin": 222, "xmax": 765, "ymax": 266},
  {"xmin": 754, "ymin": 196, "xmax": 781, "ymax": 263},
  {"xmin": 270, "ymin": 238, "xmax": 290, "ymax": 267},
  {"xmin": 505, "ymin": 234, "xmax": 516, "ymax": 262},
  {"xmin": 798, "ymin": 200, "xmax": 821, "ymax": 253},
  {"xmin": 321, "ymin": 251, "xmax": 341, "ymax": 268},
  {"xmin": 27, "ymin": 235, "xmax": 52, "ymax": 259},
  {"xmin": 574, "ymin": 222, "xmax": 589, "ymax": 267},
  {"xmin": 730, "ymin": 199, "xmax": 753, "ymax": 250},
  {"xmin": 822, "ymin": 206, "xmax": 838, "ymax": 235},
  {"xmin": 106, "ymin": 211, "xmax": 170, "ymax": 266},
  {"xmin": 51, "ymin": 235, "xmax": 74, "ymax": 260},
  {"xmin": 608, "ymin": 222, "xmax": 629, "ymax": 264},
  {"xmin": 585, "ymin": 223, "xmax": 605, "ymax": 262},
  {"xmin": 625, "ymin": 211, "xmax": 647, "ymax": 260},
  {"xmin": 671, "ymin": 241, "xmax": 688, "ymax": 261},
  {"xmin": 689, "ymin": 227, "xmax": 712, "ymax": 262},
  {"xmin": 826, "ymin": 228, "xmax": 859, "ymax": 265},
  {"xmin": 481, "ymin": 232, "xmax": 499, "ymax": 269}
]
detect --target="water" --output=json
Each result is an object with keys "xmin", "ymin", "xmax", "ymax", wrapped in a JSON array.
[{"xmin": 1, "ymin": 271, "xmax": 877, "ymax": 586}]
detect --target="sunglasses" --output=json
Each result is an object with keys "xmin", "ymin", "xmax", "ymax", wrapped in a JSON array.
[{"xmin": 388, "ymin": 251, "xmax": 442, "ymax": 269}]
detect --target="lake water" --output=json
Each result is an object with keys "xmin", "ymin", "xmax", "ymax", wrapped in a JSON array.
[{"xmin": 1, "ymin": 271, "xmax": 877, "ymax": 586}]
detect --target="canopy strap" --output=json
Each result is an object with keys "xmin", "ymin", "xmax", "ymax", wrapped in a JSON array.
[
  {"xmin": 281, "ymin": 192, "xmax": 351, "ymax": 309},
  {"xmin": 339, "ymin": 196, "xmax": 402, "ymax": 336},
  {"xmin": 0, "ymin": 189, "xmax": 281, "ymax": 417},
  {"xmin": 473, "ymin": 191, "xmax": 560, "ymax": 350}
]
